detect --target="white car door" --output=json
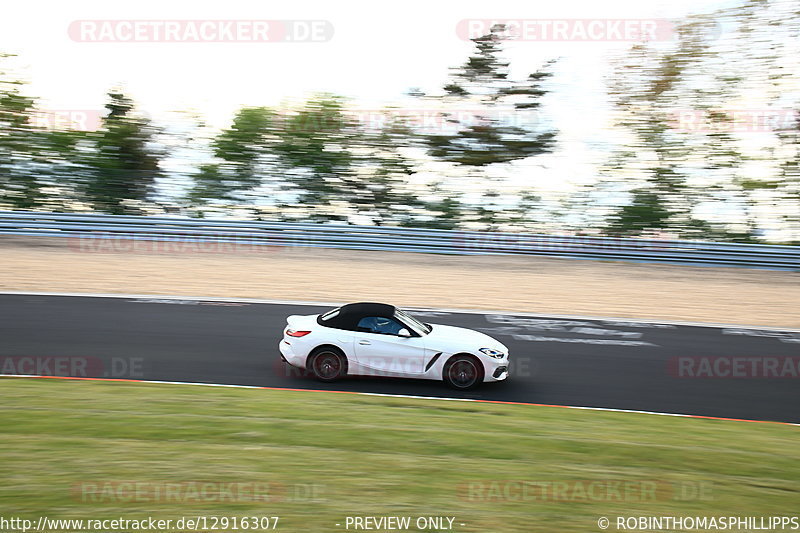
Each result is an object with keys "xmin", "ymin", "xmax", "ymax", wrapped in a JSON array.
[{"xmin": 352, "ymin": 316, "xmax": 427, "ymax": 376}]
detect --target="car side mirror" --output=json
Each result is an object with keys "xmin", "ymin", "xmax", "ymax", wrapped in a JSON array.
[{"xmin": 398, "ymin": 328, "xmax": 412, "ymax": 337}]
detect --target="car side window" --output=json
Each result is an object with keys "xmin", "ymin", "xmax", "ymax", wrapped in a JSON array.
[{"xmin": 357, "ymin": 316, "xmax": 404, "ymax": 336}]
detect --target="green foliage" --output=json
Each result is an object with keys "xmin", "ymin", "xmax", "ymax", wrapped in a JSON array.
[
  {"xmin": 3, "ymin": 0, "xmax": 798, "ymax": 241},
  {"xmin": 419, "ymin": 25, "xmax": 557, "ymax": 168},
  {"xmin": 409, "ymin": 25, "xmax": 556, "ymax": 230},
  {"xmin": 604, "ymin": 22, "xmax": 716, "ymax": 237},
  {"xmin": 274, "ymin": 95, "xmax": 356, "ymax": 211},
  {"xmin": 81, "ymin": 91, "xmax": 164, "ymax": 214},
  {"xmin": 190, "ymin": 107, "xmax": 280, "ymax": 203},
  {"xmin": 607, "ymin": 189, "xmax": 673, "ymax": 235},
  {"xmin": 191, "ymin": 95, "xmax": 423, "ymax": 224},
  {"xmin": 0, "ymin": 54, "xmax": 68, "ymax": 209},
  {"xmin": 774, "ymin": 109, "xmax": 800, "ymax": 236},
  {"xmin": 0, "ymin": 87, "xmax": 39, "ymax": 207},
  {"xmin": 604, "ymin": 0, "xmax": 800, "ymax": 240}
]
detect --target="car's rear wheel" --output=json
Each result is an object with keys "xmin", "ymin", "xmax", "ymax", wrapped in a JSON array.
[
  {"xmin": 309, "ymin": 347, "xmax": 347, "ymax": 382},
  {"xmin": 443, "ymin": 354, "xmax": 483, "ymax": 390}
]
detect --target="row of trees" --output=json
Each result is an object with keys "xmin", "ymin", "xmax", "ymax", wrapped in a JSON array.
[
  {"xmin": 0, "ymin": 26, "xmax": 557, "ymax": 229},
  {"xmin": 600, "ymin": 0, "xmax": 799, "ymax": 240},
  {"xmin": 1, "ymin": 0, "xmax": 798, "ymax": 241},
  {"xmin": 188, "ymin": 26, "xmax": 557, "ymax": 228},
  {"xmin": 0, "ymin": 68, "xmax": 162, "ymax": 215}
]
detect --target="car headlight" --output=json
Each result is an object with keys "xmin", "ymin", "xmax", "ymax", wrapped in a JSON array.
[{"xmin": 479, "ymin": 348, "xmax": 505, "ymax": 359}]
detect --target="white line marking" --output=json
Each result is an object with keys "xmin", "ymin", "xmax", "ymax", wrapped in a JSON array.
[
  {"xmin": 604, "ymin": 321, "xmax": 676, "ymax": 329},
  {"xmin": 2, "ymin": 290, "xmax": 799, "ymax": 332},
  {"xmin": 483, "ymin": 318, "xmax": 645, "ymax": 338},
  {"xmin": 128, "ymin": 298, "xmax": 250, "ymax": 306},
  {"xmin": 1, "ymin": 374, "xmax": 796, "ymax": 427},
  {"xmin": 570, "ymin": 327, "xmax": 643, "ymax": 339},
  {"xmin": 511, "ymin": 334, "xmax": 656, "ymax": 346},
  {"xmin": 722, "ymin": 328, "xmax": 800, "ymax": 344}
]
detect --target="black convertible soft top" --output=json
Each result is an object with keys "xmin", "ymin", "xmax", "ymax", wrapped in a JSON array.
[{"xmin": 317, "ymin": 302, "xmax": 396, "ymax": 330}]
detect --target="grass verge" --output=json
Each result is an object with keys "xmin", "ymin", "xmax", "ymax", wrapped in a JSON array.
[{"xmin": 0, "ymin": 378, "xmax": 797, "ymax": 532}]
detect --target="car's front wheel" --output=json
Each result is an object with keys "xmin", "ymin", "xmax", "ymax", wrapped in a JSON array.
[
  {"xmin": 443, "ymin": 354, "xmax": 483, "ymax": 390},
  {"xmin": 309, "ymin": 347, "xmax": 347, "ymax": 382}
]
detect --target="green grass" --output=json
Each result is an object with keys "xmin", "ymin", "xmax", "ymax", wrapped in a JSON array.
[{"xmin": 0, "ymin": 378, "xmax": 797, "ymax": 532}]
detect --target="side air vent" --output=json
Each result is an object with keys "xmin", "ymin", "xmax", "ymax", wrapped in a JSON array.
[{"xmin": 425, "ymin": 352, "xmax": 443, "ymax": 372}]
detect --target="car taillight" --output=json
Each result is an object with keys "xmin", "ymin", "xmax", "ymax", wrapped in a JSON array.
[{"xmin": 286, "ymin": 329, "xmax": 311, "ymax": 337}]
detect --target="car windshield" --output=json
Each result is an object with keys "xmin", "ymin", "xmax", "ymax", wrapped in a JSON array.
[{"xmin": 395, "ymin": 309, "xmax": 432, "ymax": 335}]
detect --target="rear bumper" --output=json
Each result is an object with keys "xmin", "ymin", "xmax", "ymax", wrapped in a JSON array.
[{"xmin": 279, "ymin": 340, "xmax": 306, "ymax": 369}]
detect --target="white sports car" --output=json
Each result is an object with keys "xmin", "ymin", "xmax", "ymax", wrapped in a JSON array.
[{"xmin": 278, "ymin": 302, "xmax": 509, "ymax": 389}]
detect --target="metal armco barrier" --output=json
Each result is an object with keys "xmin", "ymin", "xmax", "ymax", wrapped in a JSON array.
[{"xmin": 0, "ymin": 210, "xmax": 798, "ymax": 270}]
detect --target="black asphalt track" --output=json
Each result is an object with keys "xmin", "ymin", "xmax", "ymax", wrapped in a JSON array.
[{"xmin": 1, "ymin": 294, "xmax": 797, "ymax": 423}]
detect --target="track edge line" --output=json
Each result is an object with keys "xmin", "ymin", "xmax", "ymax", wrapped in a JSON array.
[{"xmin": 2, "ymin": 374, "xmax": 797, "ymax": 427}]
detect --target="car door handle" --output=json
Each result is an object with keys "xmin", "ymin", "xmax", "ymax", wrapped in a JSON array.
[{"xmin": 359, "ymin": 340, "xmax": 371, "ymax": 345}]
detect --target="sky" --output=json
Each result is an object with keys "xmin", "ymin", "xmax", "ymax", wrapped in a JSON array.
[{"xmin": 1, "ymin": 0, "xmax": 744, "ymax": 200}]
